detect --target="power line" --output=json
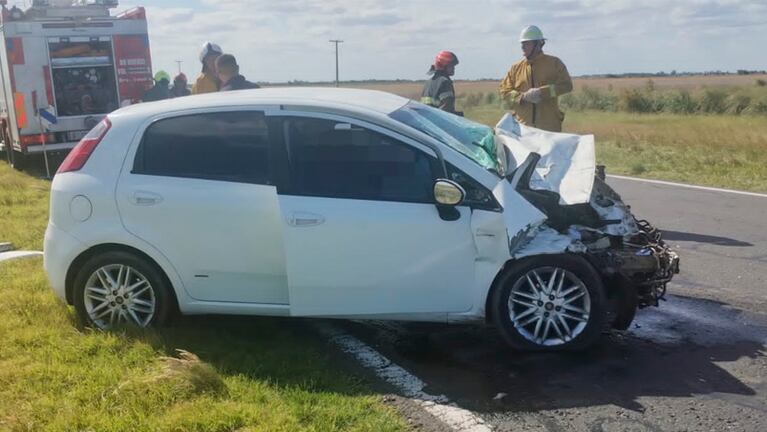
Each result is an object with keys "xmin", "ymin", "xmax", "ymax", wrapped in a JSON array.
[{"xmin": 329, "ymin": 39, "xmax": 343, "ymax": 87}]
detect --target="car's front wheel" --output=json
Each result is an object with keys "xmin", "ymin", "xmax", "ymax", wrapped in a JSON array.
[
  {"xmin": 73, "ymin": 251, "xmax": 173, "ymax": 329},
  {"xmin": 492, "ymin": 254, "xmax": 607, "ymax": 351}
]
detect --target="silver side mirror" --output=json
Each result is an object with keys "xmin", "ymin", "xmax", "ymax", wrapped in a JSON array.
[{"xmin": 434, "ymin": 179, "xmax": 465, "ymax": 206}]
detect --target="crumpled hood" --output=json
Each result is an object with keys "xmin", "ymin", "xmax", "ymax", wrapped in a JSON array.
[
  {"xmin": 491, "ymin": 114, "xmax": 638, "ymax": 257},
  {"xmin": 496, "ymin": 113, "xmax": 596, "ymax": 205}
]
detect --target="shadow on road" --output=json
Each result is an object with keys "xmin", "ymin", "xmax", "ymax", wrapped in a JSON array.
[
  {"xmin": 660, "ymin": 229, "xmax": 753, "ymax": 247},
  {"xmin": 344, "ymin": 295, "xmax": 767, "ymax": 414}
]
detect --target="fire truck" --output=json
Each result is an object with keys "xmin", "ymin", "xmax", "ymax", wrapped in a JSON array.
[{"xmin": 0, "ymin": 0, "xmax": 153, "ymax": 169}]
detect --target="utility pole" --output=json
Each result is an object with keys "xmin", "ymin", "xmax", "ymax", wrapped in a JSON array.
[
  {"xmin": 175, "ymin": 60, "xmax": 183, "ymax": 74},
  {"xmin": 329, "ymin": 39, "xmax": 343, "ymax": 87}
]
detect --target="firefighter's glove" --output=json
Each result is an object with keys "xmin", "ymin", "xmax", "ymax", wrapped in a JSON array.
[{"xmin": 522, "ymin": 88, "xmax": 543, "ymax": 104}]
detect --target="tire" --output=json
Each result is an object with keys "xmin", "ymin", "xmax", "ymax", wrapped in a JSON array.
[
  {"xmin": 73, "ymin": 251, "xmax": 174, "ymax": 330},
  {"xmin": 10, "ymin": 150, "xmax": 25, "ymax": 171},
  {"xmin": 491, "ymin": 254, "xmax": 607, "ymax": 351}
]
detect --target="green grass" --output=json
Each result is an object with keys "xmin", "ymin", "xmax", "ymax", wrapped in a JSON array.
[
  {"xmin": 0, "ymin": 163, "xmax": 408, "ymax": 431},
  {"xmin": 0, "ymin": 164, "xmax": 50, "ymax": 250},
  {"xmin": 464, "ymin": 105, "xmax": 767, "ymax": 193}
]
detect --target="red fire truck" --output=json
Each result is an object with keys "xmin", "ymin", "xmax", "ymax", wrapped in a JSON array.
[{"xmin": 0, "ymin": 0, "xmax": 153, "ymax": 169}]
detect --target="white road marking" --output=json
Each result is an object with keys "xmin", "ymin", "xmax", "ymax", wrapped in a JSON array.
[
  {"xmin": 317, "ymin": 323, "xmax": 492, "ymax": 432},
  {"xmin": 0, "ymin": 251, "xmax": 43, "ymax": 262},
  {"xmin": 607, "ymin": 174, "xmax": 767, "ymax": 198}
]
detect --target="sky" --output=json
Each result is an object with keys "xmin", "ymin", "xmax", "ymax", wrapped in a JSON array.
[{"xmin": 14, "ymin": 0, "xmax": 767, "ymax": 82}]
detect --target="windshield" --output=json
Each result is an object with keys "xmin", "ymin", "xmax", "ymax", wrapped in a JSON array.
[{"xmin": 390, "ymin": 102, "xmax": 505, "ymax": 176}]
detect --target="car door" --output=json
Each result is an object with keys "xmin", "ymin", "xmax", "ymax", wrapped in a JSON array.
[
  {"xmin": 116, "ymin": 109, "xmax": 289, "ymax": 304},
  {"xmin": 276, "ymin": 113, "xmax": 477, "ymax": 317}
]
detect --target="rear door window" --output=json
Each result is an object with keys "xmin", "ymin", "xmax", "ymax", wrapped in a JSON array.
[{"xmin": 133, "ymin": 111, "xmax": 272, "ymax": 185}]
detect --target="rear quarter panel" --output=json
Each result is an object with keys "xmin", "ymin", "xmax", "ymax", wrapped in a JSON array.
[{"xmin": 49, "ymin": 112, "xmax": 195, "ymax": 310}]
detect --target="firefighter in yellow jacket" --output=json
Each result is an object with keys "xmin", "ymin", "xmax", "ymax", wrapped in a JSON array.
[
  {"xmin": 192, "ymin": 42, "xmax": 223, "ymax": 95},
  {"xmin": 499, "ymin": 26, "xmax": 573, "ymax": 132}
]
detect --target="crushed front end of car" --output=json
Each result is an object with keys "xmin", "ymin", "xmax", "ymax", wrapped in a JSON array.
[
  {"xmin": 495, "ymin": 115, "xmax": 680, "ymax": 330},
  {"xmin": 568, "ymin": 174, "xmax": 680, "ymax": 328}
]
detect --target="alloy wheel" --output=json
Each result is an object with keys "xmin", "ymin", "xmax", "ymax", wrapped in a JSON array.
[
  {"xmin": 83, "ymin": 264, "xmax": 156, "ymax": 329},
  {"xmin": 508, "ymin": 266, "xmax": 591, "ymax": 347}
]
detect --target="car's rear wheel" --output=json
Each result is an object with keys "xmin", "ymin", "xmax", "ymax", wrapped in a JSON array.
[
  {"xmin": 73, "ymin": 251, "xmax": 173, "ymax": 329},
  {"xmin": 492, "ymin": 254, "xmax": 607, "ymax": 351}
]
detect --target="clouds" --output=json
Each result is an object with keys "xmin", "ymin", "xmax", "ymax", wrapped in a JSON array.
[
  {"xmin": 337, "ymin": 12, "xmax": 405, "ymax": 27},
  {"xmin": 20, "ymin": 0, "xmax": 763, "ymax": 82}
]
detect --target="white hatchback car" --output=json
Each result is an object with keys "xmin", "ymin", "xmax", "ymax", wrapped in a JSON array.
[{"xmin": 44, "ymin": 88, "xmax": 678, "ymax": 351}]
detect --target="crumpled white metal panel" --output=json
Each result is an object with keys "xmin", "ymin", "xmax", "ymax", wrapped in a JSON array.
[{"xmin": 496, "ymin": 113, "xmax": 596, "ymax": 205}]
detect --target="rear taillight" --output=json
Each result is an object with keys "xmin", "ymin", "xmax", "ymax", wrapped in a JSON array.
[{"xmin": 57, "ymin": 118, "xmax": 112, "ymax": 174}]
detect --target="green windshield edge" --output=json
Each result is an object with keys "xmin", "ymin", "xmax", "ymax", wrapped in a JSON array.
[{"xmin": 390, "ymin": 103, "xmax": 502, "ymax": 175}]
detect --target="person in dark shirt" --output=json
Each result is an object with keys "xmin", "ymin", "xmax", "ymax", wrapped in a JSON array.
[
  {"xmin": 421, "ymin": 51, "xmax": 459, "ymax": 114},
  {"xmin": 216, "ymin": 54, "xmax": 260, "ymax": 91},
  {"xmin": 170, "ymin": 73, "xmax": 191, "ymax": 98},
  {"xmin": 142, "ymin": 70, "xmax": 171, "ymax": 102}
]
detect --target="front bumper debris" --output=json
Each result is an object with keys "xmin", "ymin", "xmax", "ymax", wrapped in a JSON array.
[{"xmin": 593, "ymin": 218, "xmax": 680, "ymax": 307}]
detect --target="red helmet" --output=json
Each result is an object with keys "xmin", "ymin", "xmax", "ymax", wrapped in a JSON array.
[
  {"xmin": 434, "ymin": 50, "xmax": 459, "ymax": 71},
  {"xmin": 174, "ymin": 73, "xmax": 188, "ymax": 82}
]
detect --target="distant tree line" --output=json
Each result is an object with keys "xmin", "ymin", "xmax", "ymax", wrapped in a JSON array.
[
  {"xmin": 580, "ymin": 70, "xmax": 767, "ymax": 79},
  {"xmin": 268, "ymin": 70, "xmax": 767, "ymax": 86}
]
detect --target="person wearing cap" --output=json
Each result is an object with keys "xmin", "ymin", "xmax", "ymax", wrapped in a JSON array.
[
  {"xmin": 192, "ymin": 41, "xmax": 223, "ymax": 94},
  {"xmin": 142, "ymin": 70, "xmax": 171, "ymax": 102},
  {"xmin": 421, "ymin": 50, "xmax": 459, "ymax": 114},
  {"xmin": 216, "ymin": 54, "xmax": 260, "ymax": 91},
  {"xmin": 170, "ymin": 73, "xmax": 191, "ymax": 98},
  {"xmin": 499, "ymin": 26, "xmax": 572, "ymax": 132}
]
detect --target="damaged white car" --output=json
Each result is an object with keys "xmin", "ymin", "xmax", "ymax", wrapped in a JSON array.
[{"xmin": 44, "ymin": 88, "xmax": 679, "ymax": 351}]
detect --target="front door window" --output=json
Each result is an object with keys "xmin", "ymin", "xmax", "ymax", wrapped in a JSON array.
[{"xmin": 284, "ymin": 117, "xmax": 437, "ymax": 203}]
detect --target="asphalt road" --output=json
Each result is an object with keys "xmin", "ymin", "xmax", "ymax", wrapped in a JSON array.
[
  {"xmin": 346, "ymin": 177, "xmax": 767, "ymax": 432},
  {"xmin": 610, "ymin": 176, "xmax": 767, "ymax": 314}
]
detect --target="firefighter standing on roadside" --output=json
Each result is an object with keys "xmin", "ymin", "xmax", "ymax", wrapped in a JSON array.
[
  {"xmin": 142, "ymin": 70, "xmax": 171, "ymax": 102},
  {"xmin": 421, "ymin": 50, "xmax": 459, "ymax": 114},
  {"xmin": 499, "ymin": 26, "xmax": 573, "ymax": 132},
  {"xmin": 216, "ymin": 54, "xmax": 260, "ymax": 91},
  {"xmin": 192, "ymin": 41, "xmax": 223, "ymax": 94},
  {"xmin": 170, "ymin": 73, "xmax": 191, "ymax": 97}
]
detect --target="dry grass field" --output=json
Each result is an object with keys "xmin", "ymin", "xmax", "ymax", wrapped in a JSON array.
[
  {"xmin": 348, "ymin": 73, "xmax": 767, "ymax": 99},
  {"xmin": 461, "ymin": 105, "xmax": 767, "ymax": 192},
  {"xmin": 345, "ymin": 74, "xmax": 767, "ymax": 192}
]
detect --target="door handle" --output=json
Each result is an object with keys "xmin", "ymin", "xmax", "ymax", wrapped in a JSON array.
[
  {"xmin": 288, "ymin": 211, "xmax": 325, "ymax": 227},
  {"xmin": 130, "ymin": 191, "xmax": 163, "ymax": 206},
  {"xmin": 475, "ymin": 230, "xmax": 496, "ymax": 238}
]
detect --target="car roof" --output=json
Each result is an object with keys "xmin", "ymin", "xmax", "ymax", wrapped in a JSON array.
[{"xmin": 112, "ymin": 87, "xmax": 411, "ymax": 119}]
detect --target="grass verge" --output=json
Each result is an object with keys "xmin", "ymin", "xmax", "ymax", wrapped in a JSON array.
[
  {"xmin": 464, "ymin": 105, "xmax": 767, "ymax": 193},
  {"xmin": 0, "ymin": 163, "xmax": 50, "ymax": 250},
  {"xmin": 0, "ymin": 163, "xmax": 408, "ymax": 431}
]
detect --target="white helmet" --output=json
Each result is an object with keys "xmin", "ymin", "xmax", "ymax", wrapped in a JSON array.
[
  {"xmin": 519, "ymin": 25, "xmax": 545, "ymax": 42},
  {"xmin": 199, "ymin": 41, "xmax": 223, "ymax": 62}
]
